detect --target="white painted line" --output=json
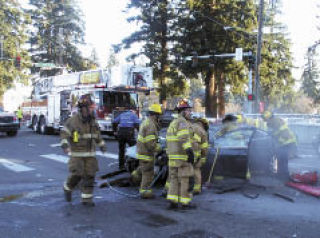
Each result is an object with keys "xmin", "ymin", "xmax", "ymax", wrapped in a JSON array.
[
  {"xmin": 0, "ymin": 158, "xmax": 35, "ymax": 172},
  {"xmin": 50, "ymin": 143, "xmax": 61, "ymax": 148},
  {"xmin": 40, "ymin": 154, "xmax": 69, "ymax": 164},
  {"xmin": 96, "ymin": 151, "xmax": 118, "ymax": 160}
]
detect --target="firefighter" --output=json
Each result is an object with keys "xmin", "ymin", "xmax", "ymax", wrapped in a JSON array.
[
  {"xmin": 262, "ymin": 111, "xmax": 297, "ymax": 181},
  {"xmin": 136, "ymin": 104, "xmax": 162, "ymax": 199},
  {"xmin": 166, "ymin": 99, "xmax": 195, "ymax": 210},
  {"xmin": 236, "ymin": 114, "xmax": 267, "ymax": 130},
  {"xmin": 215, "ymin": 114, "xmax": 238, "ymax": 138},
  {"xmin": 61, "ymin": 94, "xmax": 106, "ymax": 206},
  {"xmin": 191, "ymin": 116, "xmax": 209, "ymax": 195},
  {"xmin": 16, "ymin": 107, "xmax": 23, "ymax": 128},
  {"xmin": 113, "ymin": 108, "xmax": 140, "ymax": 170}
]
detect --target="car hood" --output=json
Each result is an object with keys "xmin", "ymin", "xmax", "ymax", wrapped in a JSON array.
[{"xmin": 0, "ymin": 112, "xmax": 15, "ymax": 117}]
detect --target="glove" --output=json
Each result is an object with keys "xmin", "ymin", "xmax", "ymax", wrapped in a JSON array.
[{"xmin": 186, "ymin": 148, "xmax": 194, "ymax": 164}]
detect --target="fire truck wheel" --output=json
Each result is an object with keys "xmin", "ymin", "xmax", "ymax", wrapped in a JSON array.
[
  {"xmin": 32, "ymin": 117, "xmax": 38, "ymax": 132},
  {"xmin": 39, "ymin": 117, "xmax": 47, "ymax": 135}
]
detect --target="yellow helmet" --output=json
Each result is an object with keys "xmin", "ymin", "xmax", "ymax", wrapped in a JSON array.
[
  {"xmin": 262, "ymin": 110, "xmax": 273, "ymax": 120},
  {"xmin": 148, "ymin": 104, "xmax": 162, "ymax": 114}
]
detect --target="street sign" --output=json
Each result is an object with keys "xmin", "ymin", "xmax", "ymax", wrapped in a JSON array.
[
  {"xmin": 235, "ymin": 48, "xmax": 243, "ymax": 61},
  {"xmin": 34, "ymin": 63, "xmax": 56, "ymax": 68}
]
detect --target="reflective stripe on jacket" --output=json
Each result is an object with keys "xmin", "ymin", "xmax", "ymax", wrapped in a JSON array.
[
  {"xmin": 136, "ymin": 117, "xmax": 161, "ymax": 161},
  {"xmin": 60, "ymin": 113, "xmax": 106, "ymax": 155},
  {"xmin": 166, "ymin": 115, "xmax": 193, "ymax": 161},
  {"xmin": 191, "ymin": 122, "xmax": 209, "ymax": 163}
]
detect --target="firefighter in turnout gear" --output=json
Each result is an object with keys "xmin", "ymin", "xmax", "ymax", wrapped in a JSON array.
[
  {"xmin": 166, "ymin": 99, "xmax": 196, "ymax": 210},
  {"xmin": 61, "ymin": 94, "xmax": 106, "ymax": 206},
  {"xmin": 136, "ymin": 104, "xmax": 162, "ymax": 199},
  {"xmin": 215, "ymin": 114, "xmax": 238, "ymax": 138},
  {"xmin": 191, "ymin": 116, "xmax": 209, "ymax": 195},
  {"xmin": 262, "ymin": 110, "xmax": 297, "ymax": 181}
]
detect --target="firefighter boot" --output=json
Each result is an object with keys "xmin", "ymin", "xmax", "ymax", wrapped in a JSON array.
[
  {"xmin": 82, "ymin": 198, "xmax": 95, "ymax": 207},
  {"xmin": 167, "ymin": 202, "xmax": 179, "ymax": 210},
  {"xmin": 140, "ymin": 190, "xmax": 155, "ymax": 199},
  {"xmin": 63, "ymin": 183, "xmax": 72, "ymax": 202},
  {"xmin": 181, "ymin": 202, "xmax": 197, "ymax": 210}
]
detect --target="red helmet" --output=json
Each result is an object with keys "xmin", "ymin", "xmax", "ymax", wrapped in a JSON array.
[
  {"xmin": 176, "ymin": 99, "xmax": 192, "ymax": 110},
  {"xmin": 77, "ymin": 94, "xmax": 94, "ymax": 108}
]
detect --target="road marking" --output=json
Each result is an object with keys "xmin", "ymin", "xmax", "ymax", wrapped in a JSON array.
[
  {"xmin": 40, "ymin": 152, "xmax": 118, "ymax": 163},
  {"xmin": 40, "ymin": 154, "xmax": 69, "ymax": 163},
  {"xmin": 96, "ymin": 151, "xmax": 118, "ymax": 160},
  {"xmin": 50, "ymin": 143, "xmax": 61, "ymax": 148},
  {"xmin": 0, "ymin": 158, "xmax": 35, "ymax": 172}
]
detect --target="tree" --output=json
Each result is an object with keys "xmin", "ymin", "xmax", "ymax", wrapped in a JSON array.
[
  {"xmin": 175, "ymin": 0, "xmax": 257, "ymax": 117},
  {"xmin": 105, "ymin": 48, "xmax": 119, "ymax": 73},
  {"xmin": 0, "ymin": 0, "xmax": 29, "ymax": 99},
  {"xmin": 258, "ymin": 1, "xmax": 295, "ymax": 110},
  {"xmin": 115, "ymin": 0, "xmax": 188, "ymax": 106},
  {"xmin": 301, "ymin": 42, "xmax": 320, "ymax": 103},
  {"xmin": 28, "ymin": 0, "xmax": 89, "ymax": 72}
]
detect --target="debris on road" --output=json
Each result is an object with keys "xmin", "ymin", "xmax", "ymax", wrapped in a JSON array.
[{"xmin": 273, "ymin": 192, "xmax": 295, "ymax": 203}]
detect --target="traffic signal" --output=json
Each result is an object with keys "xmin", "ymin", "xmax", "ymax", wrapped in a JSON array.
[
  {"xmin": 15, "ymin": 55, "xmax": 21, "ymax": 69},
  {"xmin": 248, "ymin": 94, "xmax": 254, "ymax": 101}
]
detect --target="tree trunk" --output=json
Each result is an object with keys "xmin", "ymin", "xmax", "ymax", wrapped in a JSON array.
[
  {"xmin": 217, "ymin": 71, "xmax": 225, "ymax": 117},
  {"xmin": 205, "ymin": 68, "xmax": 217, "ymax": 117}
]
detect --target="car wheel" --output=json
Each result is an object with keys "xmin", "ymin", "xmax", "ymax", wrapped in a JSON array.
[{"xmin": 7, "ymin": 131, "xmax": 18, "ymax": 137}]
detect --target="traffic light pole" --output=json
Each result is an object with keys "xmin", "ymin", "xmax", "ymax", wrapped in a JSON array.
[{"xmin": 254, "ymin": 0, "xmax": 265, "ymax": 113}]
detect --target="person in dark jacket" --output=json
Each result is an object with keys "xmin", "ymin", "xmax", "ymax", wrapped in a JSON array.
[{"xmin": 113, "ymin": 109, "xmax": 140, "ymax": 170}]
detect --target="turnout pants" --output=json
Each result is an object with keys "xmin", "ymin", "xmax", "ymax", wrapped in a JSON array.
[
  {"xmin": 65, "ymin": 156, "xmax": 98, "ymax": 202},
  {"xmin": 167, "ymin": 160, "xmax": 194, "ymax": 205},
  {"xmin": 193, "ymin": 160, "xmax": 203, "ymax": 193},
  {"xmin": 139, "ymin": 160, "xmax": 154, "ymax": 196}
]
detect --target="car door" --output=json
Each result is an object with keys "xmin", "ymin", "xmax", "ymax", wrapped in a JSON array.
[
  {"xmin": 248, "ymin": 129, "xmax": 275, "ymax": 177},
  {"xmin": 204, "ymin": 128, "xmax": 255, "ymax": 180}
]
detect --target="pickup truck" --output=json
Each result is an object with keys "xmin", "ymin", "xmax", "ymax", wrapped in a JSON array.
[{"xmin": 0, "ymin": 107, "xmax": 19, "ymax": 136}]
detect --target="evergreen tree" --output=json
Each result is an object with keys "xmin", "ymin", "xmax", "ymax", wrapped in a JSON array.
[
  {"xmin": 0, "ymin": 0, "xmax": 29, "ymax": 98},
  {"xmin": 301, "ymin": 43, "xmax": 320, "ymax": 103},
  {"xmin": 115, "ymin": 0, "xmax": 188, "ymax": 106},
  {"xmin": 28, "ymin": 0, "xmax": 89, "ymax": 72}
]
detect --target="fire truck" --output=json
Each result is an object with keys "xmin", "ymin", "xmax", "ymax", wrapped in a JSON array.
[{"xmin": 21, "ymin": 66, "xmax": 153, "ymax": 135}]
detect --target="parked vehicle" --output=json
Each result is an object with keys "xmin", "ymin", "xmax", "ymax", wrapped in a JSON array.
[{"xmin": 0, "ymin": 107, "xmax": 20, "ymax": 136}]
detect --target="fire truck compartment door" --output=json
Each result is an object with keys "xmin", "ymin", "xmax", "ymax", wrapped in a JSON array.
[{"xmin": 48, "ymin": 94, "xmax": 60, "ymax": 124}]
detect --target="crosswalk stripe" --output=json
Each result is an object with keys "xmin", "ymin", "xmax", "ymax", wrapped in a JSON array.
[
  {"xmin": 0, "ymin": 158, "xmax": 35, "ymax": 172},
  {"xmin": 96, "ymin": 151, "xmax": 118, "ymax": 160},
  {"xmin": 50, "ymin": 143, "xmax": 61, "ymax": 148},
  {"xmin": 40, "ymin": 152, "xmax": 118, "ymax": 163},
  {"xmin": 40, "ymin": 154, "xmax": 69, "ymax": 163}
]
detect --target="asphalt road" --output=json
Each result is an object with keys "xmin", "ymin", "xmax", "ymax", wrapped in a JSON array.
[{"xmin": 1, "ymin": 128, "xmax": 320, "ymax": 238}]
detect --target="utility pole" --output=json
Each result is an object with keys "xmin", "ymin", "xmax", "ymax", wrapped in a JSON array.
[{"xmin": 254, "ymin": 0, "xmax": 264, "ymax": 112}]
